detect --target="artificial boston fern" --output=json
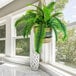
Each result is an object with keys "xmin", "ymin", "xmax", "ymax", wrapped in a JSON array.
[{"xmin": 15, "ymin": 2, "xmax": 67, "ymax": 54}]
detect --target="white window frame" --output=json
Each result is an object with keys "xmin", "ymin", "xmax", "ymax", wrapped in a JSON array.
[
  {"xmin": 0, "ymin": 2, "xmax": 38, "ymax": 65},
  {"xmin": 9, "ymin": 4, "xmax": 36, "ymax": 64},
  {"xmin": 13, "ymin": 16, "xmax": 31, "ymax": 57}
]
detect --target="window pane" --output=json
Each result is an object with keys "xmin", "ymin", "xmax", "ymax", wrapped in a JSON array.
[
  {"xmin": 16, "ymin": 23, "xmax": 30, "ymax": 36},
  {"xmin": 0, "ymin": 25, "xmax": 6, "ymax": 38},
  {"xmin": 0, "ymin": 40, "xmax": 5, "ymax": 53},
  {"xmin": 56, "ymin": 29, "xmax": 76, "ymax": 68},
  {"xmin": 16, "ymin": 38, "xmax": 30, "ymax": 56},
  {"xmin": 16, "ymin": 24, "xmax": 24, "ymax": 36}
]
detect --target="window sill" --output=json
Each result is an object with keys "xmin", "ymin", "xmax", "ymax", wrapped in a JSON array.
[
  {"xmin": 52, "ymin": 62, "xmax": 76, "ymax": 75},
  {"xmin": 0, "ymin": 54, "xmax": 5, "ymax": 63},
  {"xmin": 40, "ymin": 62, "xmax": 72, "ymax": 76},
  {"xmin": 4, "ymin": 56, "xmax": 30, "ymax": 65}
]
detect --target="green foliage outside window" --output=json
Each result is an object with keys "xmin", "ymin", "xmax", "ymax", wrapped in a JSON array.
[
  {"xmin": 0, "ymin": 25, "xmax": 6, "ymax": 38},
  {"xmin": 56, "ymin": 29, "xmax": 76, "ymax": 68},
  {"xmin": 16, "ymin": 38, "xmax": 30, "ymax": 56},
  {"xmin": 0, "ymin": 40, "xmax": 5, "ymax": 53},
  {"xmin": 0, "ymin": 25, "xmax": 6, "ymax": 54}
]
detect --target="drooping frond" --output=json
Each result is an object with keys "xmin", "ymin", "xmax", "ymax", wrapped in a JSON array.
[
  {"xmin": 15, "ymin": 15, "xmax": 26, "ymax": 27},
  {"xmin": 49, "ymin": 17, "xmax": 63, "ymax": 30},
  {"xmin": 52, "ymin": 12, "xmax": 62, "ymax": 17},
  {"xmin": 15, "ymin": 12, "xmax": 36, "ymax": 26},
  {"xmin": 51, "ymin": 25, "xmax": 58, "ymax": 41},
  {"xmin": 48, "ymin": 16, "xmax": 67, "ymax": 41},
  {"xmin": 53, "ymin": 17, "xmax": 67, "ymax": 40},
  {"xmin": 15, "ymin": 12, "xmax": 36, "ymax": 38},
  {"xmin": 23, "ymin": 17, "xmax": 35, "ymax": 37},
  {"xmin": 35, "ymin": 24, "xmax": 46, "ymax": 53}
]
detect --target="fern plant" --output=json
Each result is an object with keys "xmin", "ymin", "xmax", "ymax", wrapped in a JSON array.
[{"xmin": 15, "ymin": 2, "xmax": 67, "ymax": 54}]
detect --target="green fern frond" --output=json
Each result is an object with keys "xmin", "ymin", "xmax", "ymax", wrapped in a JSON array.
[
  {"xmin": 43, "ymin": 5, "xmax": 50, "ymax": 22},
  {"xmin": 54, "ymin": 17, "xmax": 67, "ymax": 40},
  {"xmin": 15, "ymin": 15, "xmax": 26, "ymax": 27},
  {"xmin": 51, "ymin": 25, "xmax": 58, "ymax": 41},
  {"xmin": 47, "ymin": 2, "xmax": 56, "ymax": 13},
  {"xmin": 52, "ymin": 12, "xmax": 62, "ymax": 17},
  {"xmin": 15, "ymin": 12, "xmax": 36, "ymax": 27},
  {"xmin": 15, "ymin": 12, "xmax": 36, "ymax": 38},
  {"xmin": 32, "ymin": 5, "xmax": 44, "ymax": 17},
  {"xmin": 35, "ymin": 24, "xmax": 46, "ymax": 53},
  {"xmin": 47, "ymin": 2, "xmax": 56, "ymax": 9},
  {"xmin": 51, "ymin": 18, "xmax": 63, "ymax": 31},
  {"xmin": 23, "ymin": 18, "xmax": 35, "ymax": 37}
]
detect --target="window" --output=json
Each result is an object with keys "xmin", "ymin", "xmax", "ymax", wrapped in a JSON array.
[
  {"xmin": 15, "ymin": 23, "xmax": 30, "ymax": 56},
  {"xmin": 0, "ymin": 25, "xmax": 6, "ymax": 54},
  {"xmin": 55, "ymin": 0, "xmax": 76, "ymax": 70}
]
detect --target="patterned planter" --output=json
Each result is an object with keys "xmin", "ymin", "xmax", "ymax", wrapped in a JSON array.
[{"xmin": 30, "ymin": 51, "xmax": 40, "ymax": 71}]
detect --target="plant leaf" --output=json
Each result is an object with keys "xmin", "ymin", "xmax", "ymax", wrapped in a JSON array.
[
  {"xmin": 15, "ymin": 12, "xmax": 36, "ymax": 38},
  {"xmin": 23, "ymin": 17, "xmax": 36, "ymax": 37},
  {"xmin": 43, "ymin": 5, "xmax": 50, "ymax": 21},
  {"xmin": 35, "ymin": 24, "xmax": 46, "ymax": 53},
  {"xmin": 52, "ymin": 25, "xmax": 58, "ymax": 41},
  {"xmin": 32, "ymin": 5, "xmax": 44, "ymax": 17},
  {"xmin": 15, "ymin": 15, "xmax": 26, "ymax": 27},
  {"xmin": 54, "ymin": 17, "xmax": 67, "ymax": 40},
  {"xmin": 52, "ymin": 12, "xmax": 62, "ymax": 17},
  {"xmin": 47, "ymin": 2, "xmax": 56, "ymax": 13}
]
